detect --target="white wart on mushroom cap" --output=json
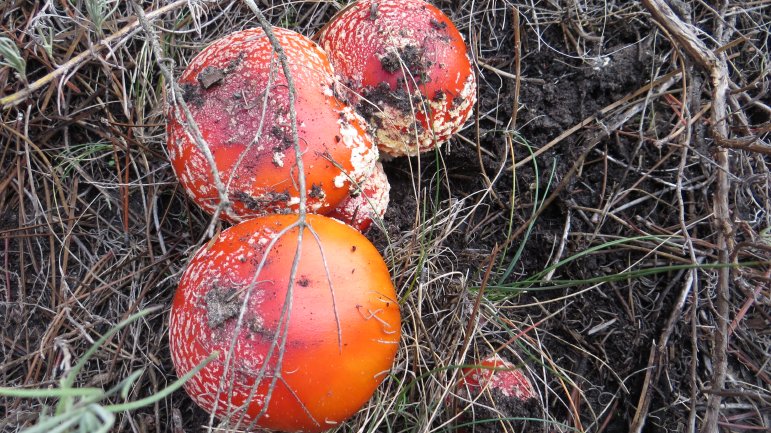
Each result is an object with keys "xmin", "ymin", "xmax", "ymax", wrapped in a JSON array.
[
  {"xmin": 318, "ymin": 0, "xmax": 477, "ymax": 157},
  {"xmin": 167, "ymin": 27, "xmax": 378, "ymax": 222}
]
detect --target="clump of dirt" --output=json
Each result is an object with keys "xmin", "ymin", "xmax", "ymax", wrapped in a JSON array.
[
  {"xmin": 196, "ymin": 66, "xmax": 225, "ymax": 89},
  {"xmin": 430, "ymin": 19, "xmax": 447, "ymax": 31},
  {"xmin": 308, "ymin": 183, "xmax": 326, "ymax": 200},
  {"xmin": 358, "ymin": 82, "xmax": 422, "ymax": 128},
  {"xmin": 456, "ymin": 388, "xmax": 543, "ymax": 433},
  {"xmin": 379, "ymin": 44, "xmax": 431, "ymax": 83},
  {"xmin": 205, "ymin": 288, "xmax": 241, "ymax": 329},
  {"xmin": 233, "ymin": 190, "xmax": 291, "ymax": 212},
  {"xmin": 181, "ymin": 82, "xmax": 206, "ymax": 108}
]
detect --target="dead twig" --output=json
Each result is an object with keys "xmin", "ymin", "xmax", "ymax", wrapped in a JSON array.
[
  {"xmin": 129, "ymin": 0, "xmax": 232, "ymax": 233},
  {"xmin": 640, "ymin": 2, "xmax": 735, "ymax": 432},
  {"xmin": 713, "ymin": 134, "xmax": 771, "ymax": 156},
  {"xmin": 1, "ymin": 0, "xmax": 196, "ymax": 109},
  {"xmin": 510, "ymin": 7, "xmax": 522, "ymax": 130},
  {"xmin": 224, "ymin": 2, "xmax": 314, "ymax": 431}
]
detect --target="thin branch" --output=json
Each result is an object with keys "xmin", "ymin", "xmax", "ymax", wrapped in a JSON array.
[
  {"xmin": 1, "ymin": 0, "xmax": 195, "ymax": 109},
  {"xmin": 306, "ymin": 224, "xmax": 343, "ymax": 352},
  {"xmin": 510, "ymin": 7, "xmax": 522, "ymax": 129},
  {"xmin": 242, "ymin": 0, "xmax": 307, "ymax": 216},
  {"xmin": 129, "ymin": 0, "xmax": 232, "ymax": 232},
  {"xmin": 640, "ymin": 2, "xmax": 734, "ymax": 432},
  {"xmin": 230, "ymin": 1, "xmax": 311, "ymax": 430}
]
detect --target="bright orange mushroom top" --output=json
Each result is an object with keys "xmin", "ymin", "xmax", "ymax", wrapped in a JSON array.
[{"xmin": 169, "ymin": 214, "xmax": 401, "ymax": 432}]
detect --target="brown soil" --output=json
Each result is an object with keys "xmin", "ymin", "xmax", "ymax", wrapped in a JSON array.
[{"xmin": 0, "ymin": 1, "xmax": 769, "ymax": 433}]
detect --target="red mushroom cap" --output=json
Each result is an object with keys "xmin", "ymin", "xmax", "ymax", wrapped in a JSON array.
[
  {"xmin": 453, "ymin": 354, "xmax": 542, "ymax": 431},
  {"xmin": 169, "ymin": 214, "xmax": 401, "ymax": 432},
  {"xmin": 460, "ymin": 355, "xmax": 536, "ymax": 402},
  {"xmin": 327, "ymin": 161, "xmax": 390, "ymax": 232},
  {"xmin": 167, "ymin": 27, "xmax": 378, "ymax": 222},
  {"xmin": 318, "ymin": 0, "xmax": 477, "ymax": 157}
]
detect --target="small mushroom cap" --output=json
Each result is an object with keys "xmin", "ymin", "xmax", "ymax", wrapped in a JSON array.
[
  {"xmin": 169, "ymin": 214, "xmax": 401, "ymax": 432},
  {"xmin": 167, "ymin": 27, "xmax": 377, "ymax": 222},
  {"xmin": 318, "ymin": 0, "xmax": 476, "ymax": 157},
  {"xmin": 453, "ymin": 354, "xmax": 542, "ymax": 431},
  {"xmin": 327, "ymin": 161, "xmax": 390, "ymax": 232},
  {"xmin": 460, "ymin": 355, "xmax": 536, "ymax": 402}
]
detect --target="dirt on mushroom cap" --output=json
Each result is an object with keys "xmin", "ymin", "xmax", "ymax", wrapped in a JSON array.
[
  {"xmin": 167, "ymin": 27, "xmax": 378, "ymax": 222},
  {"xmin": 168, "ymin": 214, "xmax": 401, "ymax": 432},
  {"xmin": 318, "ymin": 0, "xmax": 477, "ymax": 157}
]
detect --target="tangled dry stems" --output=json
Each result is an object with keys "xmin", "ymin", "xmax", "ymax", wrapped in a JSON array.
[{"xmin": 1, "ymin": 0, "xmax": 769, "ymax": 432}]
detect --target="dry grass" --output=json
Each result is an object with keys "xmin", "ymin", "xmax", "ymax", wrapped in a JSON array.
[{"xmin": 1, "ymin": 0, "xmax": 769, "ymax": 432}]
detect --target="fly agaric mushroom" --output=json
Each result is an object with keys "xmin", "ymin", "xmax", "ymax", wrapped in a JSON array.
[
  {"xmin": 317, "ymin": 0, "xmax": 476, "ymax": 157},
  {"xmin": 327, "ymin": 161, "xmax": 390, "ymax": 232},
  {"xmin": 169, "ymin": 214, "xmax": 401, "ymax": 432},
  {"xmin": 456, "ymin": 354, "xmax": 541, "ymax": 431},
  {"xmin": 167, "ymin": 27, "xmax": 378, "ymax": 222}
]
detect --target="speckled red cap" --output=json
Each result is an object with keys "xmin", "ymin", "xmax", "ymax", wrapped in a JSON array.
[
  {"xmin": 167, "ymin": 27, "xmax": 378, "ymax": 222},
  {"xmin": 460, "ymin": 354, "xmax": 536, "ymax": 401},
  {"xmin": 168, "ymin": 214, "xmax": 401, "ymax": 432},
  {"xmin": 318, "ymin": 0, "xmax": 476, "ymax": 157}
]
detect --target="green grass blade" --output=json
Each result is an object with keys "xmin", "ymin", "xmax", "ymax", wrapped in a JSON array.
[
  {"xmin": 525, "ymin": 235, "xmax": 675, "ymax": 284},
  {"xmin": 498, "ymin": 154, "xmax": 557, "ymax": 283},
  {"xmin": 119, "ymin": 369, "xmax": 145, "ymax": 400},
  {"xmin": 0, "ymin": 387, "xmax": 102, "ymax": 398},
  {"xmin": 88, "ymin": 404, "xmax": 116, "ymax": 433},
  {"xmin": 61, "ymin": 306, "xmax": 161, "ymax": 391},
  {"xmin": 488, "ymin": 261, "xmax": 765, "ymax": 292},
  {"xmin": 0, "ymin": 36, "xmax": 25, "ymax": 77},
  {"xmin": 19, "ymin": 408, "xmax": 85, "ymax": 433},
  {"xmin": 105, "ymin": 351, "xmax": 218, "ymax": 412}
]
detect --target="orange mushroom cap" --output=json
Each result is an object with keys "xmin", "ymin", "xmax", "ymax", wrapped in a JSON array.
[
  {"xmin": 169, "ymin": 214, "xmax": 401, "ymax": 432},
  {"xmin": 318, "ymin": 0, "xmax": 477, "ymax": 157},
  {"xmin": 167, "ymin": 27, "xmax": 378, "ymax": 222}
]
